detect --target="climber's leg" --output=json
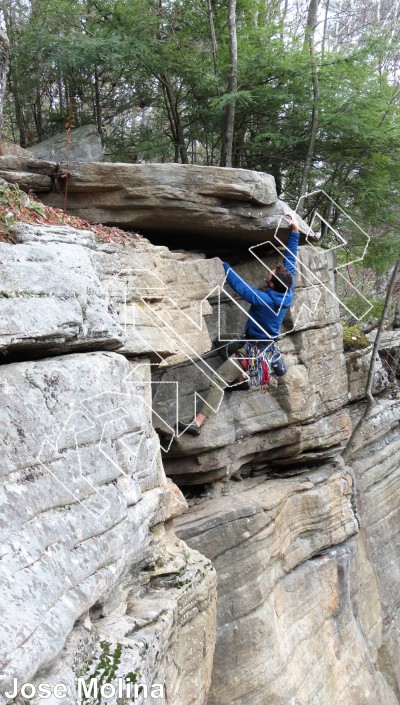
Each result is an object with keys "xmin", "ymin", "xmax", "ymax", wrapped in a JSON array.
[
  {"xmin": 196, "ymin": 354, "xmax": 248, "ymax": 423},
  {"xmin": 177, "ymin": 352, "xmax": 247, "ymax": 436}
]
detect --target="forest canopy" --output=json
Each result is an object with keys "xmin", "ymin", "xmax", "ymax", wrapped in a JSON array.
[{"xmin": 2, "ymin": 0, "xmax": 400, "ymax": 279}]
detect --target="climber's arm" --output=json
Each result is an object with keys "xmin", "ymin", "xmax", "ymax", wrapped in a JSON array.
[
  {"xmin": 282, "ymin": 214, "xmax": 300, "ymax": 279},
  {"xmin": 223, "ymin": 262, "xmax": 273, "ymax": 306}
]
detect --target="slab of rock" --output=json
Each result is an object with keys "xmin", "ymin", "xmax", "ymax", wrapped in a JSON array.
[
  {"xmin": 0, "ymin": 352, "xmax": 216, "ymax": 703},
  {"xmin": 175, "ymin": 468, "xmax": 397, "ymax": 705},
  {"xmin": 5, "ymin": 225, "xmax": 351, "ymax": 483},
  {"xmin": 138, "ymin": 244, "xmax": 353, "ymax": 482},
  {"xmin": 0, "ymin": 169, "xmax": 51, "ymax": 192},
  {"xmin": 0, "ymin": 225, "xmax": 125, "ymax": 358},
  {"xmin": 0, "ymin": 154, "xmax": 56, "ymax": 175},
  {"xmin": 10, "ymin": 222, "xmax": 222, "ymax": 362},
  {"xmin": 29, "ymin": 124, "xmax": 104, "ymax": 163},
  {"xmin": 94, "ymin": 244, "xmax": 224, "ymax": 361},
  {"xmin": 38, "ymin": 162, "xmax": 314, "ymax": 244}
]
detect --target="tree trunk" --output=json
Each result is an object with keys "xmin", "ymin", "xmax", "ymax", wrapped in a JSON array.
[
  {"xmin": 8, "ymin": 66, "xmax": 26, "ymax": 147},
  {"xmin": 299, "ymin": 0, "xmax": 320, "ymax": 201},
  {"xmin": 33, "ymin": 85, "xmax": 44, "ymax": 141},
  {"xmin": 156, "ymin": 0, "xmax": 188, "ymax": 163},
  {"xmin": 160, "ymin": 73, "xmax": 188, "ymax": 163},
  {"xmin": 206, "ymin": 0, "xmax": 220, "ymax": 91},
  {"xmin": 321, "ymin": 0, "xmax": 330, "ymax": 57},
  {"xmin": 220, "ymin": 0, "xmax": 237, "ymax": 168},
  {"xmin": 0, "ymin": 22, "xmax": 9, "ymax": 140},
  {"xmin": 94, "ymin": 67, "xmax": 102, "ymax": 136}
]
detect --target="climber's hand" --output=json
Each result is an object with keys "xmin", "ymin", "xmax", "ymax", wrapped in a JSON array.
[{"xmin": 284, "ymin": 213, "xmax": 299, "ymax": 231}]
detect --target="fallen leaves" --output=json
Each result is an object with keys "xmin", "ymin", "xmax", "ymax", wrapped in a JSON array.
[{"xmin": 0, "ymin": 183, "xmax": 144, "ymax": 247}]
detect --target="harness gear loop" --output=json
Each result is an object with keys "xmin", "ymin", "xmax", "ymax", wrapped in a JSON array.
[{"xmin": 237, "ymin": 341, "xmax": 286, "ymax": 391}]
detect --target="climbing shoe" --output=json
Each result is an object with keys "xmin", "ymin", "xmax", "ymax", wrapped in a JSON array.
[
  {"xmin": 225, "ymin": 380, "xmax": 250, "ymax": 392},
  {"xmin": 177, "ymin": 420, "xmax": 202, "ymax": 436}
]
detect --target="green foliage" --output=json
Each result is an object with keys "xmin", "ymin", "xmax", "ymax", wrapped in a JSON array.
[
  {"xmin": 2, "ymin": 0, "xmax": 399, "ymax": 279},
  {"xmin": 84, "ymin": 641, "xmax": 122, "ymax": 704},
  {"xmin": 362, "ymin": 233, "xmax": 400, "ymax": 275}
]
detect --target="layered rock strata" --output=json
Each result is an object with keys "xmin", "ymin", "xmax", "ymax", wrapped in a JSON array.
[
  {"xmin": 154, "ymin": 245, "xmax": 353, "ymax": 483},
  {"xmin": 348, "ymin": 396, "xmax": 400, "ymax": 698},
  {"xmin": 175, "ymin": 466, "xmax": 398, "ymax": 705},
  {"xmin": 0, "ymin": 226, "xmax": 124, "ymax": 358},
  {"xmin": 1, "ymin": 159, "xmax": 312, "ymax": 244}
]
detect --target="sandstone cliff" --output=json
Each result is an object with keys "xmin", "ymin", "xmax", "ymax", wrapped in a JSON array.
[
  {"xmin": 0, "ymin": 222, "xmax": 217, "ymax": 705},
  {"xmin": 0, "ymin": 168, "xmax": 399, "ymax": 705}
]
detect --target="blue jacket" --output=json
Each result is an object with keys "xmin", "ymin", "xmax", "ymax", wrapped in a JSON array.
[{"xmin": 223, "ymin": 230, "xmax": 300, "ymax": 341}]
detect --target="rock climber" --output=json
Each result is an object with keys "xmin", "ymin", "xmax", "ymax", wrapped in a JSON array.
[{"xmin": 177, "ymin": 213, "xmax": 300, "ymax": 436}]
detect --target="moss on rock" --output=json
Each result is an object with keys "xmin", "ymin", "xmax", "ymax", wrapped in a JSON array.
[{"xmin": 342, "ymin": 325, "xmax": 370, "ymax": 351}]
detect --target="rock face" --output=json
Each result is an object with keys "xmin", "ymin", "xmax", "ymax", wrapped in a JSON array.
[
  {"xmin": 29, "ymin": 125, "xmax": 104, "ymax": 163},
  {"xmin": 154, "ymin": 245, "xmax": 352, "ymax": 483},
  {"xmin": 0, "ymin": 223, "xmax": 218, "ymax": 704},
  {"xmin": 45, "ymin": 162, "xmax": 313, "ymax": 244},
  {"xmin": 175, "ymin": 468, "xmax": 398, "ymax": 705},
  {"xmin": 0, "ymin": 156, "xmax": 56, "ymax": 193},
  {"xmin": 0, "ymin": 163, "xmax": 399, "ymax": 705},
  {"xmin": 348, "ymin": 397, "xmax": 400, "ymax": 698},
  {"xmin": 0, "ymin": 224, "xmax": 124, "ymax": 358},
  {"xmin": 0, "ymin": 351, "xmax": 216, "ymax": 705}
]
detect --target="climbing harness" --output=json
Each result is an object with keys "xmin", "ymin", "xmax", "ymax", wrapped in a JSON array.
[{"xmin": 238, "ymin": 342, "xmax": 287, "ymax": 391}]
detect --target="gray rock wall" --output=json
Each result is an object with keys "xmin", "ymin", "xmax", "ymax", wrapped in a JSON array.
[
  {"xmin": 0, "ymin": 225, "xmax": 218, "ymax": 705},
  {"xmin": 0, "ymin": 205, "xmax": 399, "ymax": 705}
]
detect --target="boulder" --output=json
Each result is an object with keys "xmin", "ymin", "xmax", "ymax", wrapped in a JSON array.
[
  {"xmin": 29, "ymin": 124, "xmax": 104, "ymax": 163},
  {"xmin": 0, "ymin": 158, "xmax": 314, "ymax": 244},
  {"xmin": 0, "ymin": 169, "xmax": 52, "ymax": 192},
  {"xmin": 4, "ymin": 225, "xmax": 352, "ymax": 482},
  {"xmin": 0, "ymin": 155, "xmax": 56, "ymax": 192},
  {"xmin": 91, "ymin": 243, "xmax": 223, "ymax": 361},
  {"xmin": 10, "ymin": 222, "xmax": 222, "ymax": 362},
  {"xmin": 38, "ymin": 162, "xmax": 314, "ymax": 245},
  {"xmin": 151, "ymin": 246, "xmax": 352, "ymax": 483}
]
